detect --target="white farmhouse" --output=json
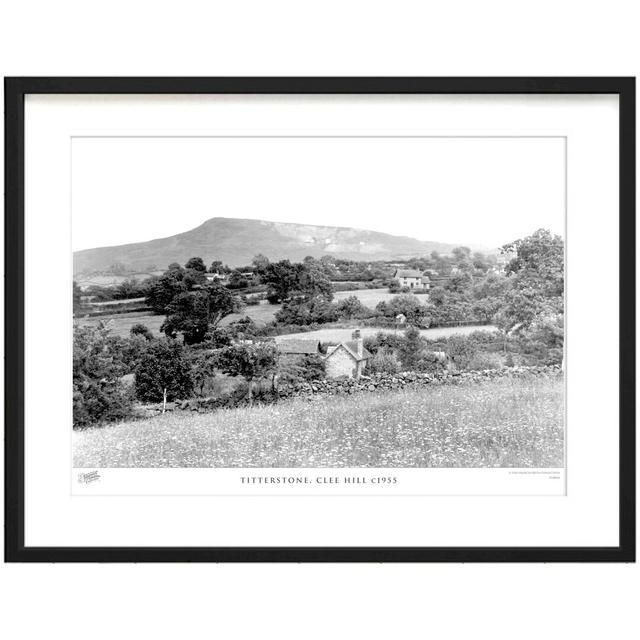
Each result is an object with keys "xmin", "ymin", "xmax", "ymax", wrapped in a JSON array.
[{"xmin": 393, "ymin": 269, "xmax": 430, "ymax": 291}]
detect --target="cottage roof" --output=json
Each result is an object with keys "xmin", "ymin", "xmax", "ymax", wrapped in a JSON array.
[
  {"xmin": 325, "ymin": 341, "xmax": 372, "ymax": 362},
  {"xmin": 276, "ymin": 339, "xmax": 321, "ymax": 355},
  {"xmin": 394, "ymin": 269, "xmax": 423, "ymax": 278},
  {"xmin": 420, "ymin": 275, "xmax": 431, "ymax": 284}
]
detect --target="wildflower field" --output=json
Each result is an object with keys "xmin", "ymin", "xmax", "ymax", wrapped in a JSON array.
[{"xmin": 73, "ymin": 375, "xmax": 564, "ymax": 468}]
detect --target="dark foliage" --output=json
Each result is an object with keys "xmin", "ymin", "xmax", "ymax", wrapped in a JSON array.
[
  {"xmin": 134, "ymin": 339, "xmax": 194, "ymax": 402},
  {"xmin": 73, "ymin": 323, "xmax": 135, "ymax": 428}
]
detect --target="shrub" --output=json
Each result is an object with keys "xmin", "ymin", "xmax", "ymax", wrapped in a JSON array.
[
  {"xmin": 73, "ymin": 323, "xmax": 135, "ymax": 428},
  {"xmin": 217, "ymin": 341, "xmax": 279, "ymax": 401},
  {"xmin": 397, "ymin": 326, "xmax": 427, "ymax": 370},
  {"xmin": 363, "ymin": 331, "xmax": 403, "ymax": 355},
  {"xmin": 376, "ymin": 294, "xmax": 430, "ymax": 326},
  {"xmin": 73, "ymin": 382, "xmax": 134, "ymax": 429},
  {"xmin": 130, "ymin": 323, "xmax": 154, "ymax": 340},
  {"xmin": 465, "ymin": 352, "xmax": 504, "ymax": 371},
  {"xmin": 278, "ymin": 354, "xmax": 327, "ymax": 383},
  {"xmin": 414, "ymin": 352, "xmax": 448, "ymax": 374},
  {"xmin": 335, "ymin": 295, "xmax": 372, "ymax": 320},
  {"xmin": 275, "ymin": 299, "xmax": 338, "ymax": 325},
  {"xmin": 444, "ymin": 335, "xmax": 478, "ymax": 371},
  {"xmin": 367, "ymin": 348, "xmax": 401, "ymax": 374}
]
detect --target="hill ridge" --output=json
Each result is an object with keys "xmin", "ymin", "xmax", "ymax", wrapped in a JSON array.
[{"xmin": 73, "ymin": 216, "xmax": 469, "ymax": 274}]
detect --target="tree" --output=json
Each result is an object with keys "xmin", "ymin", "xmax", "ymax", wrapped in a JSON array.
[
  {"xmin": 397, "ymin": 326, "xmax": 426, "ymax": 370},
  {"xmin": 376, "ymin": 294, "xmax": 430, "ymax": 326},
  {"xmin": 134, "ymin": 338, "xmax": 194, "ymax": 403},
  {"xmin": 217, "ymin": 342, "xmax": 279, "ymax": 404},
  {"xmin": 145, "ymin": 267, "xmax": 188, "ymax": 314},
  {"xmin": 445, "ymin": 335, "xmax": 478, "ymax": 371},
  {"xmin": 190, "ymin": 351, "xmax": 218, "ymax": 396},
  {"xmin": 295, "ymin": 264, "xmax": 334, "ymax": 301},
  {"xmin": 203, "ymin": 282, "xmax": 241, "ymax": 327},
  {"xmin": 336, "ymin": 295, "xmax": 370, "ymax": 319},
  {"xmin": 116, "ymin": 278, "xmax": 145, "ymax": 300},
  {"xmin": 209, "ymin": 260, "xmax": 224, "ymax": 273},
  {"xmin": 162, "ymin": 292, "xmax": 209, "ymax": 344},
  {"xmin": 227, "ymin": 270, "xmax": 250, "ymax": 289},
  {"xmin": 428, "ymin": 286, "xmax": 446, "ymax": 306},
  {"xmin": 260, "ymin": 260, "xmax": 302, "ymax": 303},
  {"xmin": 185, "ymin": 256, "xmax": 207, "ymax": 272},
  {"xmin": 275, "ymin": 298, "xmax": 338, "ymax": 325},
  {"xmin": 73, "ymin": 323, "xmax": 134, "ymax": 428},
  {"xmin": 161, "ymin": 282, "xmax": 240, "ymax": 344},
  {"xmin": 472, "ymin": 251, "xmax": 492, "ymax": 273},
  {"xmin": 260, "ymin": 259, "xmax": 333, "ymax": 304},
  {"xmin": 251, "ymin": 254, "xmax": 270, "ymax": 275},
  {"xmin": 503, "ymin": 228, "xmax": 564, "ymax": 298},
  {"xmin": 388, "ymin": 279, "xmax": 401, "ymax": 293},
  {"xmin": 162, "ymin": 283, "xmax": 240, "ymax": 345},
  {"xmin": 445, "ymin": 272, "xmax": 473, "ymax": 293}
]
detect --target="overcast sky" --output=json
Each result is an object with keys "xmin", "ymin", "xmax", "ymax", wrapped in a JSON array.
[{"xmin": 72, "ymin": 136, "xmax": 565, "ymax": 252}]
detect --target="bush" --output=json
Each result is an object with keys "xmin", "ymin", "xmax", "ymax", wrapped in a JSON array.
[
  {"xmin": 73, "ymin": 380, "xmax": 134, "ymax": 429},
  {"xmin": 335, "ymin": 295, "xmax": 372, "ymax": 320},
  {"xmin": 465, "ymin": 352, "xmax": 504, "ymax": 371},
  {"xmin": 278, "ymin": 354, "xmax": 327, "ymax": 383},
  {"xmin": 275, "ymin": 299, "xmax": 338, "ymax": 325},
  {"xmin": 367, "ymin": 348, "xmax": 401, "ymax": 374},
  {"xmin": 444, "ymin": 335, "xmax": 478, "ymax": 371},
  {"xmin": 130, "ymin": 323, "xmax": 154, "ymax": 340},
  {"xmin": 397, "ymin": 326, "xmax": 427, "ymax": 370},
  {"xmin": 375, "ymin": 294, "xmax": 430, "ymax": 326},
  {"xmin": 363, "ymin": 331, "xmax": 404, "ymax": 355},
  {"xmin": 73, "ymin": 323, "xmax": 135, "ymax": 428}
]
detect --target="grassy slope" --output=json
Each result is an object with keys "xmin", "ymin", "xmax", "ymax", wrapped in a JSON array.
[{"xmin": 73, "ymin": 376, "xmax": 564, "ymax": 468}]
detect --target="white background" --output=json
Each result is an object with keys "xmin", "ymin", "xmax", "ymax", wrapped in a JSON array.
[
  {"xmin": 72, "ymin": 135, "xmax": 565, "ymax": 250},
  {"xmin": 1, "ymin": 2, "xmax": 638, "ymax": 639},
  {"xmin": 26, "ymin": 94, "xmax": 611, "ymax": 546}
]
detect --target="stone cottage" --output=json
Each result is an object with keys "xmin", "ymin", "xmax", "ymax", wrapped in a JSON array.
[{"xmin": 324, "ymin": 330, "xmax": 372, "ymax": 380}]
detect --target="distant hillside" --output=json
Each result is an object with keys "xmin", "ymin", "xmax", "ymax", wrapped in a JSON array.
[{"xmin": 73, "ymin": 217, "xmax": 470, "ymax": 274}]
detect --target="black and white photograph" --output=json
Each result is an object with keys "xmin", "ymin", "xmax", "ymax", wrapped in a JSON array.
[
  {"xmin": 6, "ymin": 78, "xmax": 632, "ymax": 563},
  {"xmin": 71, "ymin": 136, "xmax": 565, "ymax": 471}
]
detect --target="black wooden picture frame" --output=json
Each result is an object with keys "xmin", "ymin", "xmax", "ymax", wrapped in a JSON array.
[{"xmin": 4, "ymin": 77, "xmax": 636, "ymax": 562}]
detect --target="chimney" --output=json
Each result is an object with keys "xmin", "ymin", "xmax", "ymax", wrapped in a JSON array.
[{"xmin": 352, "ymin": 329, "xmax": 363, "ymax": 357}]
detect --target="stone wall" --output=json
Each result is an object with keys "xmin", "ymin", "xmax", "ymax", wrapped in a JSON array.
[
  {"xmin": 137, "ymin": 364, "xmax": 562, "ymax": 418},
  {"xmin": 278, "ymin": 364, "xmax": 562, "ymax": 399}
]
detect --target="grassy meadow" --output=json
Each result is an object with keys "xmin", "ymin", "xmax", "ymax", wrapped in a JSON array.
[
  {"xmin": 332, "ymin": 287, "xmax": 397, "ymax": 305},
  {"xmin": 73, "ymin": 376, "xmax": 564, "ymax": 468},
  {"xmin": 75, "ymin": 311, "xmax": 166, "ymax": 337}
]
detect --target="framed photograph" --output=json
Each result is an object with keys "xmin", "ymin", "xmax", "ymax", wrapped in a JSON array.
[{"xmin": 5, "ymin": 77, "xmax": 635, "ymax": 562}]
